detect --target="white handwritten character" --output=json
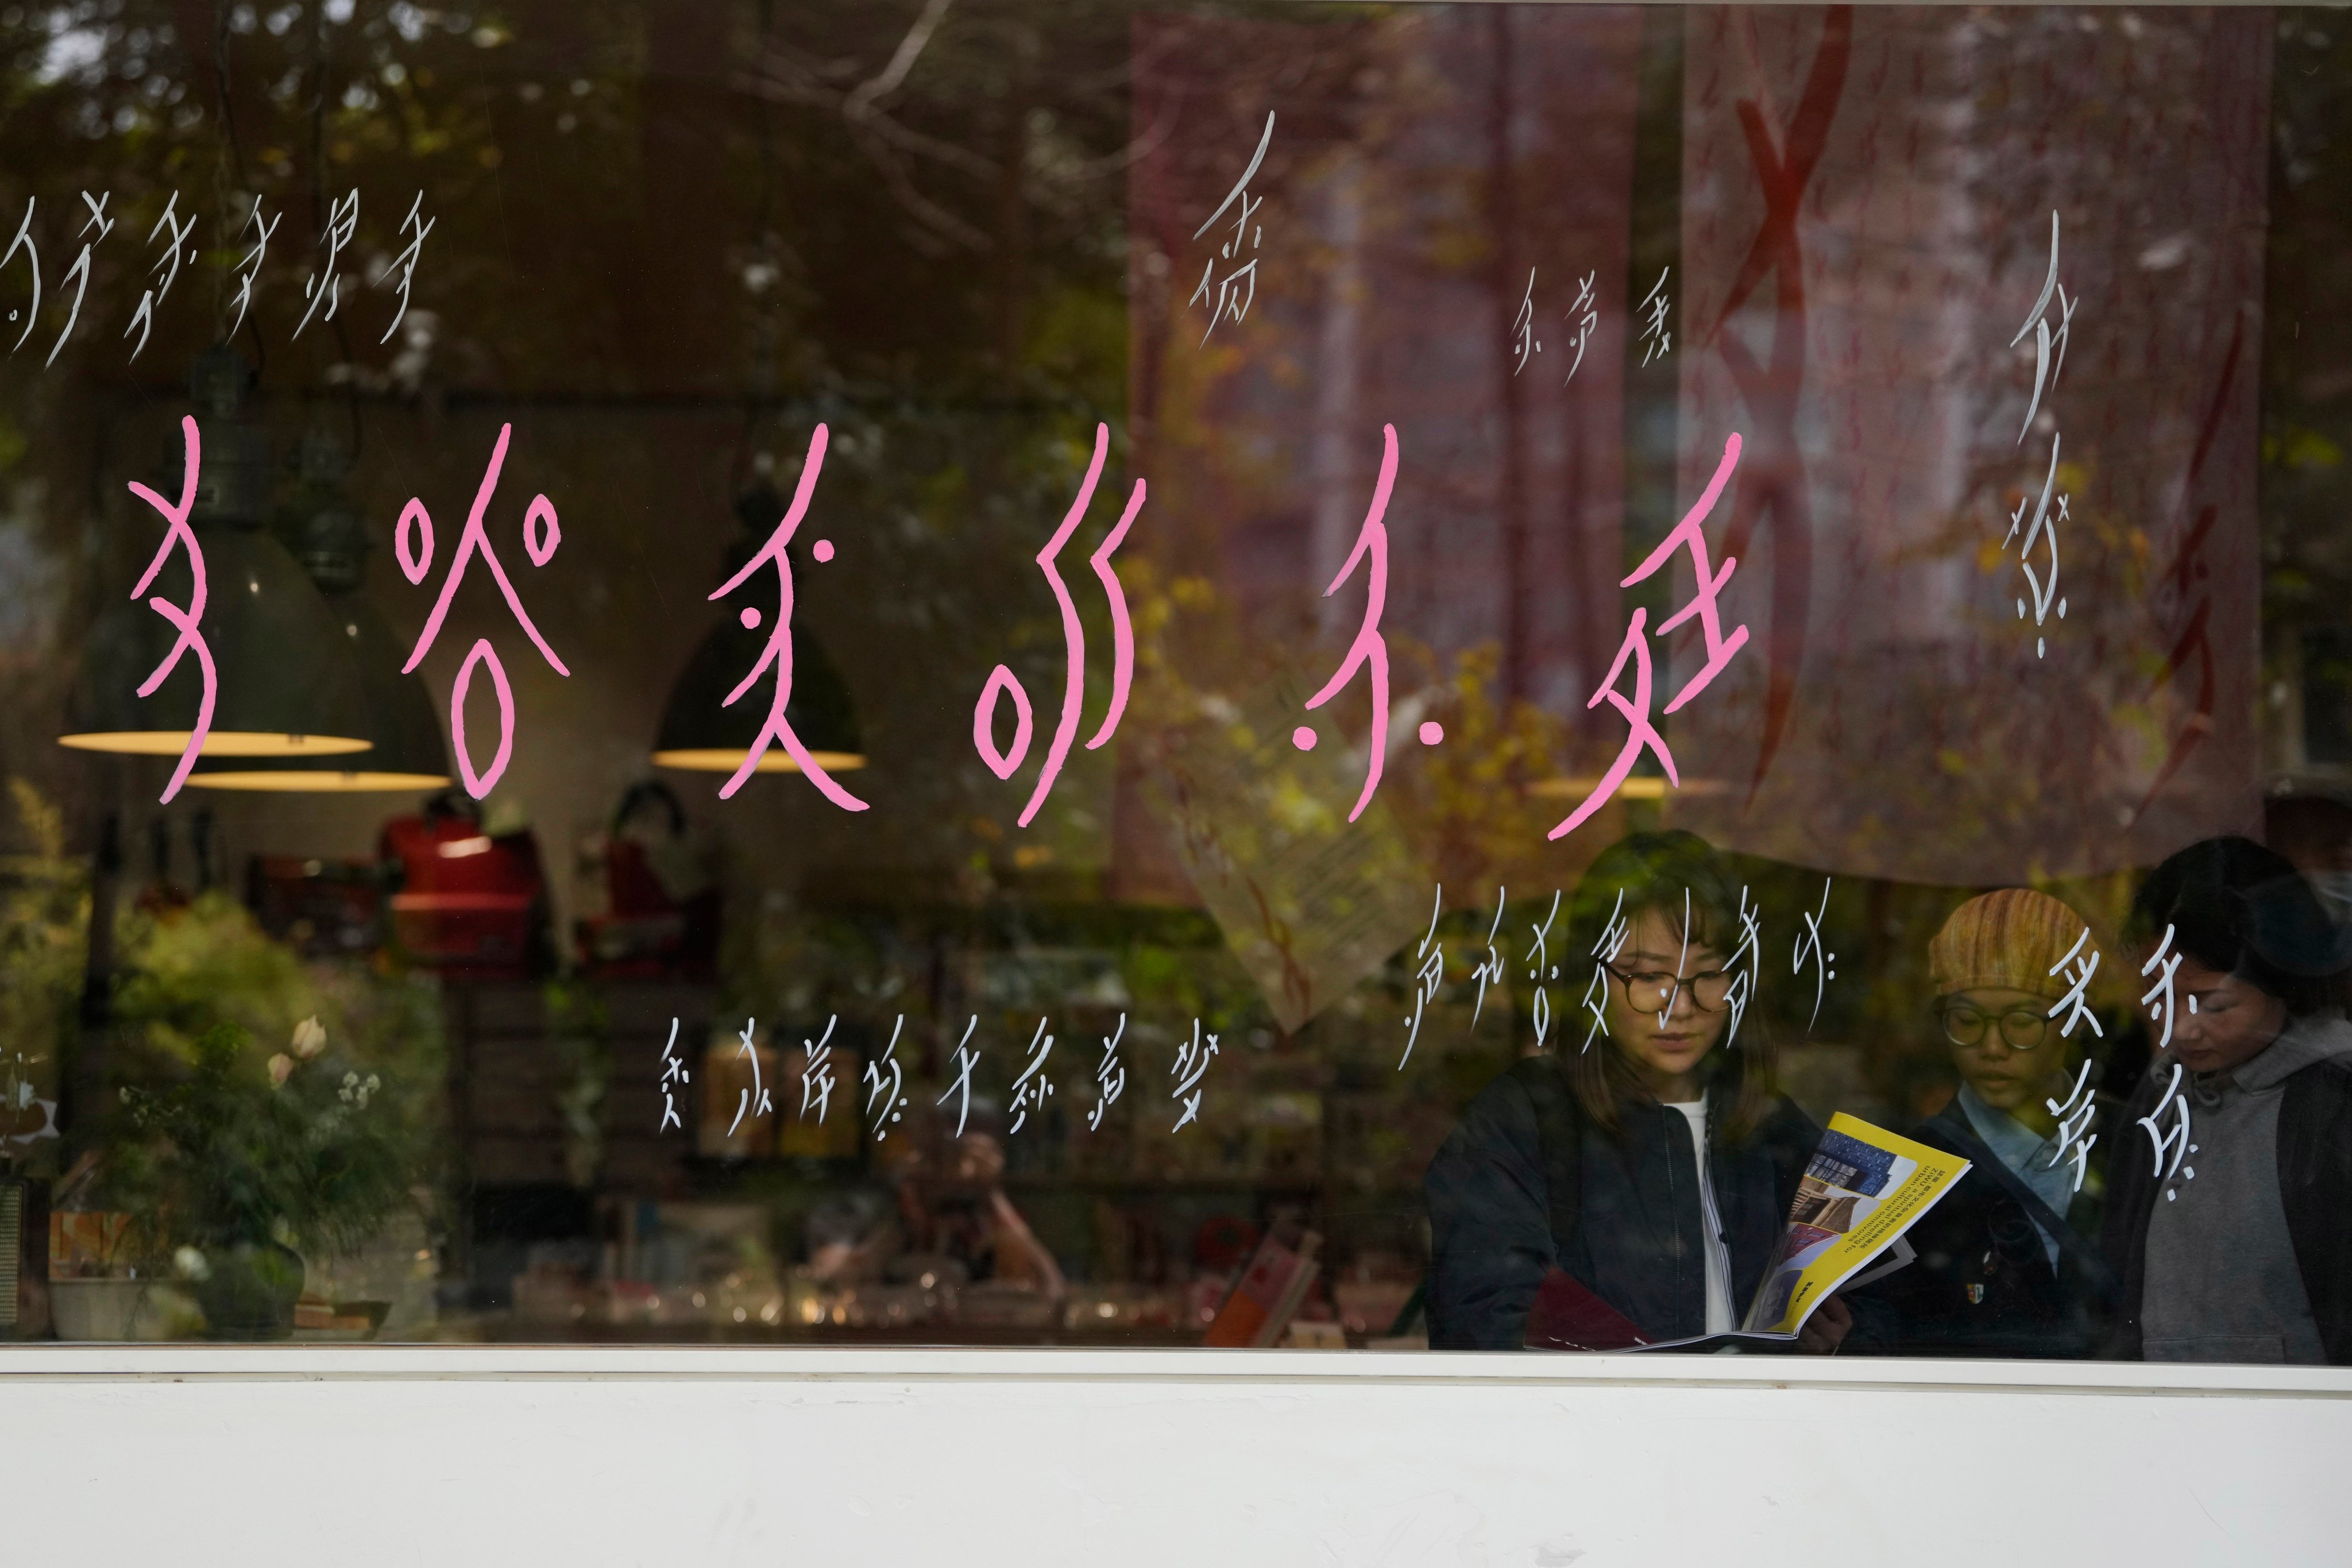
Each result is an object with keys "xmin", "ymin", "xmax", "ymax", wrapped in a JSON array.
[
  {"xmin": 2005, "ymin": 435, "xmax": 2068, "ymax": 661},
  {"xmin": 1009, "ymin": 1018, "xmax": 1055, "ymax": 1135},
  {"xmin": 378, "ymin": 191, "xmax": 435, "ymax": 345},
  {"xmin": 1188, "ymin": 111, "xmax": 1273, "ymax": 345},
  {"xmin": 1724, "ymin": 886, "xmax": 1764, "ymax": 1047},
  {"xmin": 1637, "ymin": 266, "xmax": 1672, "ymax": 366},
  {"xmin": 1399, "ymin": 885, "xmax": 1443, "ymax": 1070},
  {"xmin": 227, "ymin": 195, "xmax": 279, "ymax": 341},
  {"xmin": 2010, "ymin": 211, "xmax": 2074, "ymax": 446},
  {"xmin": 1468, "ymin": 886, "xmax": 1508, "ymax": 1035},
  {"xmin": 1, "ymin": 198, "xmax": 37, "ymax": 356},
  {"xmin": 123, "ymin": 191, "xmax": 197, "ymax": 361},
  {"xmin": 295, "ymin": 188, "xmax": 360, "ymax": 337},
  {"xmin": 657, "ymin": 1017, "xmax": 690, "ymax": 1134},
  {"xmin": 2004, "ymin": 210, "xmax": 2075, "ymax": 659},
  {"xmin": 2139, "ymin": 923, "xmax": 2184, "ymax": 1052},
  {"xmin": 936, "ymin": 1015, "xmax": 981, "ymax": 1139},
  {"xmin": 2137, "ymin": 1061, "xmax": 2196, "ymax": 1200},
  {"xmin": 800, "ymin": 1015, "xmax": 838, "ymax": 1125},
  {"xmin": 1563, "ymin": 269, "xmax": 1598, "ymax": 385},
  {"xmin": 1527, "ymin": 890, "xmax": 1563, "ymax": 1050},
  {"xmin": 1511, "ymin": 268, "xmax": 1540, "ymax": 374},
  {"xmin": 2045, "ymin": 927, "xmax": 2105, "ymax": 1041},
  {"xmin": 48, "ymin": 190, "xmax": 113, "ymax": 368},
  {"xmin": 2045, "ymin": 1059, "xmax": 2099, "ymax": 1194},
  {"xmin": 1791, "ymin": 878, "xmax": 1837, "ymax": 1033},
  {"xmin": 727, "ymin": 1018, "xmax": 772, "ymax": 1137},
  {"xmin": 1171, "ymin": 1018, "xmax": 1219, "ymax": 1133},
  {"xmin": 862, "ymin": 1014, "xmax": 909, "ymax": 1142},
  {"xmin": 1089, "ymin": 1014, "xmax": 1127, "ymax": 1133},
  {"xmin": 1579, "ymin": 890, "xmax": 1632, "ymax": 1053}
]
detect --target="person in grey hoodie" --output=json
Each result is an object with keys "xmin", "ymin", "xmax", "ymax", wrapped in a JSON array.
[{"xmin": 2104, "ymin": 836, "xmax": 2352, "ymax": 1364}]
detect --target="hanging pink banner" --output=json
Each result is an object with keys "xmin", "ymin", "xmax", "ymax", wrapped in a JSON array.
[{"xmin": 1664, "ymin": 5, "xmax": 2272, "ymax": 884}]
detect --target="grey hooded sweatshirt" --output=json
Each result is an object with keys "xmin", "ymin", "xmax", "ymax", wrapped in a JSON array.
[{"xmin": 2139, "ymin": 1013, "xmax": 2352, "ymax": 1364}]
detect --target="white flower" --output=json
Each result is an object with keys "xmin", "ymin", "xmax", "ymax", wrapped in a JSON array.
[
  {"xmin": 173, "ymin": 1246, "xmax": 211, "ymax": 1282},
  {"xmin": 267, "ymin": 1053, "xmax": 294, "ymax": 1087},
  {"xmin": 291, "ymin": 1016, "xmax": 327, "ymax": 1059}
]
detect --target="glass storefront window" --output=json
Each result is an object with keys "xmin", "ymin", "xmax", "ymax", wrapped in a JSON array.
[{"xmin": 0, "ymin": 1, "xmax": 2346, "ymax": 1365}]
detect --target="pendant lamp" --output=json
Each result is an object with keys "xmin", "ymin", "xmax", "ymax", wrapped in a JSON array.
[
  {"xmin": 57, "ymin": 349, "xmax": 373, "ymax": 763},
  {"xmin": 187, "ymin": 428, "xmax": 453, "ymax": 793},
  {"xmin": 651, "ymin": 483, "xmax": 865, "ymax": 777}
]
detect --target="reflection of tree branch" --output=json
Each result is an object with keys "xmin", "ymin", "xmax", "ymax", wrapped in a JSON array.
[
  {"xmin": 844, "ymin": 0, "xmax": 955, "ymax": 122},
  {"xmin": 737, "ymin": 49, "xmax": 995, "ymax": 181},
  {"xmin": 847, "ymin": 122, "xmax": 992, "ymax": 252},
  {"xmin": 736, "ymin": 7, "xmax": 995, "ymax": 253}
]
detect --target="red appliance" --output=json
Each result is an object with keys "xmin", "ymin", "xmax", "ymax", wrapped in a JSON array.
[{"xmin": 380, "ymin": 793, "xmax": 550, "ymax": 978}]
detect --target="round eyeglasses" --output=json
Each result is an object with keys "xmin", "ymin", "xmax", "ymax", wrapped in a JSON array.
[
  {"xmin": 1604, "ymin": 963, "xmax": 1735, "ymax": 1014},
  {"xmin": 1937, "ymin": 1001, "xmax": 2052, "ymax": 1051}
]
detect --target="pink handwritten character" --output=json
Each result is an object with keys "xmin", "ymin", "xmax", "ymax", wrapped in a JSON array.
[
  {"xmin": 126, "ymin": 415, "xmax": 214, "ymax": 803},
  {"xmin": 396, "ymin": 423, "xmax": 568, "ymax": 798},
  {"xmin": 971, "ymin": 421, "xmax": 1144, "ymax": 825},
  {"xmin": 1293, "ymin": 423, "xmax": 1400, "ymax": 822},
  {"xmin": 1548, "ymin": 432, "xmax": 1745, "ymax": 840},
  {"xmin": 708, "ymin": 423, "xmax": 867, "ymax": 809}
]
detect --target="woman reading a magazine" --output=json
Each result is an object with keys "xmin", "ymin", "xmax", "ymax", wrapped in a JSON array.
[
  {"xmin": 1844, "ymin": 889, "xmax": 2120, "ymax": 1358},
  {"xmin": 2104, "ymin": 836, "xmax": 2352, "ymax": 1365},
  {"xmin": 1423, "ymin": 831, "xmax": 1849, "ymax": 1353}
]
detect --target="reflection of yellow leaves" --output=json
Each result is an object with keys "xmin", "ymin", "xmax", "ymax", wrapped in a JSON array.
[
  {"xmin": 1936, "ymin": 748, "xmax": 1971, "ymax": 777},
  {"xmin": 2265, "ymin": 426, "xmax": 2346, "ymax": 470}
]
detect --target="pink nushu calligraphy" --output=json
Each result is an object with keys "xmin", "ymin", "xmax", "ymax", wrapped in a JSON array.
[
  {"xmin": 972, "ymin": 421, "xmax": 1144, "ymax": 825},
  {"xmin": 711, "ymin": 423, "xmax": 867, "ymax": 810},
  {"xmin": 396, "ymin": 422, "xmax": 568, "ymax": 799},
  {"xmin": 127, "ymin": 414, "xmax": 213, "ymax": 803},
  {"xmin": 1550, "ymin": 431, "xmax": 1747, "ymax": 841},
  {"xmin": 1293, "ymin": 423, "xmax": 1401, "ymax": 822}
]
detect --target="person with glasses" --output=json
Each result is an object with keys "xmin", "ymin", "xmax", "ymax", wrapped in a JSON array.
[
  {"xmin": 1844, "ymin": 889, "xmax": 2121, "ymax": 1359},
  {"xmin": 2102, "ymin": 836, "xmax": 2352, "ymax": 1364},
  {"xmin": 1424, "ymin": 831, "xmax": 1845, "ymax": 1353}
]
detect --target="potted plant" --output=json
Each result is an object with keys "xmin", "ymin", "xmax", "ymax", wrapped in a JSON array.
[{"xmin": 121, "ymin": 1015, "xmax": 410, "ymax": 1339}]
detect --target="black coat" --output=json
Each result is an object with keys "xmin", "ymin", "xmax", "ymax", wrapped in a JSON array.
[
  {"xmin": 2103, "ymin": 1048, "xmax": 2352, "ymax": 1364},
  {"xmin": 1845, "ymin": 1100, "xmax": 2117, "ymax": 1359},
  {"xmin": 1424, "ymin": 1053, "xmax": 1820, "ymax": 1350}
]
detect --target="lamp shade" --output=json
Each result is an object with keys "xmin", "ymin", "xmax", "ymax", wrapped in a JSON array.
[
  {"xmin": 186, "ymin": 434, "xmax": 451, "ymax": 793},
  {"xmin": 187, "ymin": 592, "xmax": 450, "ymax": 792},
  {"xmin": 651, "ymin": 612, "xmax": 864, "ymax": 774},
  {"xmin": 57, "ymin": 519, "xmax": 375, "ymax": 759},
  {"xmin": 651, "ymin": 485, "xmax": 864, "ymax": 776},
  {"xmin": 59, "ymin": 357, "xmax": 374, "ymax": 762}
]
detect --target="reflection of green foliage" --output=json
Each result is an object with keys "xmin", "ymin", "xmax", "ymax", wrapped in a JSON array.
[
  {"xmin": 121, "ymin": 1020, "xmax": 410, "ymax": 1260},
  {"xmin": 105, "ymin": 893, "xmax": 445, "ymax": 1258},
  {"xmin": 544, "ymin": 980, "xmax": 611, "ymax": 1188},
  {"xmin": 0, "ymin": 779, "xmax": 83, "ymax": 1171}
]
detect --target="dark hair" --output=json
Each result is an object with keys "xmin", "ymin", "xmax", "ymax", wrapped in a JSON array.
[
  {"xmin": 1559, "ymin": 830, "xmax": 1776, "ymax": 1144},
  {"xmin": 2127, "ymin": 835, "xmax": 2350, "ymax": 1017}
]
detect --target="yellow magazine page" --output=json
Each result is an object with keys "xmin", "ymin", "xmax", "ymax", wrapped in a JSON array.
[{"xmin": 1742, "ymin": 1113, "xmax": 1973, "ymax": 1337}]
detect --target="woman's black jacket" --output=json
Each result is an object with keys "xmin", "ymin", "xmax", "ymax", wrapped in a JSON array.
[{"xmin": 1424, "ymin": 1053, "xmax": 1820, "ymax": 1350}]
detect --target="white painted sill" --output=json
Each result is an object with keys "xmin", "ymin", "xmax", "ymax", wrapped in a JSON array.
[{"xmin": 3, "ymin": 1343, "xmax": 2351, "ymax": 1395}]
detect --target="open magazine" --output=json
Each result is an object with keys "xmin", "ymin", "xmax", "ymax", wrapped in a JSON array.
[{"xmin": 1525, "ymin": 1113, "xmax": 1971, "ymax": 1354}]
